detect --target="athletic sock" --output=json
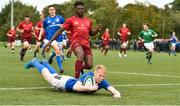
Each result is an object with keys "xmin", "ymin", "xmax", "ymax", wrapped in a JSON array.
[
  {"xmin": 49, "ymin": 51, "xmax": 56, "ymax": 60},
  {"xmin": 75, "ymin": 60, "xmax": 83, "ymax": 78},
  {"xmin": 148, "ymin": 53, "xmax": 152, "ymax": 62},
  {"xmin": 120, "ymin": 48, "xmax": 123, "ymax": 53},
  {"xmin": 56, "ymin": 55, "xmax": 63, "ymax": 70},
  {"xmin": 32, "ymin": 60, "xmax": 45, "ymax": 73},
  {"xmin": 42, "ymin": 62, "xmax": 57, "ymax": 74},
  {"xmin": 124, "ymin": 48, "xmax": 127, "ymax": 54}
]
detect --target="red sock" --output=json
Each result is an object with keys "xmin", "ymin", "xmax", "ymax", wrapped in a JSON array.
[{"xmin": 75, "ymin": 60, "xmax": 83, "ymax": 78}]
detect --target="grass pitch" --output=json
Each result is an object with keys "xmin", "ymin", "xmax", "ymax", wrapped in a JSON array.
[{"xmin": 0, "ymin": 46, "xmax": 180, "ymax": 105}]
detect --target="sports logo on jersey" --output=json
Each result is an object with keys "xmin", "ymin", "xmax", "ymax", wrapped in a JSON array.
[
  {"xmin": 74, "ymin": 21, "xmax": 79, "ymax": 25},
  {"xmin": 56, "ymin": 18, "xmax": 60, "ymax": 22},
  {"xmin": 47, "ymin": 20, "xmax": 51, "ymax": 23}
]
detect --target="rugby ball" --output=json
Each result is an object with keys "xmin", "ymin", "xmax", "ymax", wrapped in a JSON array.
[{"xmin": 83, "ymin": 76, "xmax": 95, "ymax": 87}]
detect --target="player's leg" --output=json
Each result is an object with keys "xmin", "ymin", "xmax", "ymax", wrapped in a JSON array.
[
  {"xmin": 172, "ymin": 44, "xmax": 176, "ymax": 56},
  {"xmin": 104, "ymin": 45, "xmax": 109, "ymax": 55},
  {"xmin": 34, "ymin": 41, "xmax": 41, "ymax": 57},
  {"xmin": 51, "ymin": 41, "xmax": 64, "ymax": 73},
  {"xmin": 20, "ymin": 40, "xmax": 29, "ymax": 61},
  {"xmin": 123, "ymin": 41, "xmax": 128, "ymax": 57},
  {"xmin": 48, "ymin": 51, "xmax": 56, "ymax": 64},
  {"xmin": 119, "ymin": 43, "xmax": 123, "ymax": 57},
  {"xmin": 73, "ymin": 44, "xmax": 84, "ymax": 78},
  {"xmin": 25, "ymin": 58, "xmax": 57, "ymax": 84},
  {"xmin": 11, "ymin": 41, "xmax": 15, "ymax": 54}
]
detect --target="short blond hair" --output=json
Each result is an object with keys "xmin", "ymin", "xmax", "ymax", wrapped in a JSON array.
[{"xmin": 94, "ymin": 65, "xmax": 107, "ymax": 73}]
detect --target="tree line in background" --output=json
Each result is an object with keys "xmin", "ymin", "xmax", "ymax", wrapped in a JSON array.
[{"xmin": 0, "ymin": 0, "xmax": 180, "ymax": 41}]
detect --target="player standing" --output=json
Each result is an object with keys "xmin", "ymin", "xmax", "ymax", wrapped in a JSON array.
[
  {"xmin": 43, "ymin": 5, "xmax": 65, "ymax": 73},
  {"xmin": 44, "ymin": 1, "xmax": 102, "ymax": 78},
  {"xmin": 118, "ymin": 23, "xmax": 131, "ymax": 57},
  {"xmin": 33, "ymin": 14, "xmax": 45, "ymax": 57},
  {"xmin": 6, "ymin": 26, "xmax": 16, "ymax": 54},
  {"xmin": 17, "ymin": 15, "xmax": 34, "ymax": 61},
  {"xmin": 101, "ymin": 28, "xmax": 110, "ymax": 55},
  {"xmin": 139, "ymin": 24, "xmax": 158, "ymax": 64},
  {"xmin": 169, "ymin": 32, "xmax": 178, "ymax": 56}
]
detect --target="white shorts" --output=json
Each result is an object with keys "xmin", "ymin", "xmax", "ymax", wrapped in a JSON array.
[
  {"xmin": 122, "ymin": 41, "xmax": 128, "ymax": 47},
  {"xmin": 50, "ymin": 74, "xmax": 74, "ymax": 91},
  {"xmin": 43, "ymin": 39, "xmax": 57, "ymax": 47},
  {"xmin": 57, "ymin": 41, "xmax": 63, "ymax": 49},
  {"xmin": 144, "ymin": 42, "xmax": 154, "ymax": 50},
  {"xmin": 171, "ymin": 43, "xmax": 176, "ymax": 47},
  {"xmin": 62, "ymin": 39, "xmax": 67, "ymax": 46}
]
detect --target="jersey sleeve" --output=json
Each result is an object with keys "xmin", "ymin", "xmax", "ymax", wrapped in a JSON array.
[
  {"xmin": 43, "ymin": 19, "xmax": 48, "ymax": 29},
  {"xmin": 63, "ymin": 18, "xmax": 72, "ymax": 31},
  {"xmin": 139, "ymin": 31, "xmax": 143, "ymax": 38},
  {"xmin": 17, "ymin": 22, "xmax": 23, "ymax": 29},
  {"xmin": 151, "ymin": 29, "xmax": 157, "ymax": 35},
  {"xmin": 89, "ymin": 19, "xmax": 92, "ymax": 32},
  {"xmin": 60, "ymin": 16, "xmax": 65, "ymax": 24},
  {"xmin": 98, "ymin": 79, "xmax": 110, "ymax": 90}
]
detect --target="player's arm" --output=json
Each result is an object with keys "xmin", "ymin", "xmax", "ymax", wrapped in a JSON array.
[
  {"xmin": 151, "ymin": 30, "xmax": 158, "ymax": 37},
  {"xmin": 7, "ymin": 31, "xmax": 11, "ymax": 37},
  {"xmin": 90, "ymin": 24, "xmax": 102, "ymax": 36},
  {"xmin": 107, "ymin": 86, "xmax": 121, "ymax": 98},
  {"xmin": 73, "ymin": 81, "xmax": 98, "ymax": 92},
  {"xmin": 16, "ymin": 25, "xmax": 24, "ymax": 33},
  {"xmin": 44, "ymin": 28, "xmax": 65, "ymax": 49}
]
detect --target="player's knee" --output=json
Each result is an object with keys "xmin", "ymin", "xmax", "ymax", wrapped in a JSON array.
[{"xmin": 77, "ymin": 52, "xmax": 84, "ymax": 60}]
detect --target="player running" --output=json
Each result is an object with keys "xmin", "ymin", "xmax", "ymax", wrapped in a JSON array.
[
  {"xmin": 33, "ymin": 14, "xmax": 45, "ymax": 57},
  {"xmin": 43, "ymin": 5, "xmax": 65, "ymax": 73},
  {"xmin": 17, "ymin": 15, "xmax": 34, "ymax": 61},
  {"xmin": 139, "ymin": 24, "xmax": 158, "ymax": 64},
  {"xmin": 44, "ymin": 1, "xmax": 102, "ymax": 78},
  {"xmin": 6, "ymin": 26, "xmax": 17, "ymax": 54},
  {"xmin": 118, "ymin": 23, "xmax": 131, "ymax": 58},
  {"xmin": 101, "ymin": 28, "xmax": 110, "ymax": 55},
  {"xmin": 169, "ymin": 32, "xmax": 178, "ymax": 56},
  {"xmin": 25, "ymin": 58, "xmax": 121, "ymax": 98}
]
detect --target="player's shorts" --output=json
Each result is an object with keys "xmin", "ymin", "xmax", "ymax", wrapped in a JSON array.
[
  {"xmin": 57, "ymin": 41, "xmax": 63, "ymax": 49},
  {"xmin": 22, "ymin": 36, "xmax": 32, "ymax": 44},
  {"xmin": 121, "ymin": 41, "xmax": 128, "ymax": 47},
  {"xmin": 8, "ymin": 37, "xmax": 15, "ymax": 43},
  {"xmin": 43, "ymin": 39, "xmax": 58, "ymax": 47},
  {"xmin": 102, "ymin": 41, "xmax": 109, "ymax": 47},
  {"xmin": 72, "ymin": 42, "xmax": 92, "ymax": 55},
  {"xmin": 49, "ymin": 74, "xmax": 75, "ymax": 91},
  {"xmin": 144, "ymin": 42, "xmax": 154, "ymax": 50},
  {"xmin": 62, "ymin": 39, "xmax": 67, "ymax": 46},
  {"xmin": 171, "ymin": 43, "xmax": 176, "ymax": 47}
]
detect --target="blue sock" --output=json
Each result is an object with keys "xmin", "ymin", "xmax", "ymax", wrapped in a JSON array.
[
  {"xmin": 49, "ymin": 51, "xmax": 56, "ymax": 60},
  {"xmin": 33, "ymin": 61, "xmax": 45, "ymax": 73},
  {"xmin": 56, "ymin": 55, "xmax": 63, "ymax": 70},
  {"xmin": 42, "ymin": 62, "xmax": 57, "ymax": 74}
]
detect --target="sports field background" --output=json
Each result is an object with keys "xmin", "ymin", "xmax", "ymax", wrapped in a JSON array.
[{"xmin": 0, "ymin": 46, "xmax": 180, "ymax": 105}]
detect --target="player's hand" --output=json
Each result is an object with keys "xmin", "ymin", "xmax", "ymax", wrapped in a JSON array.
[
  {"xmin": 152, "ymin": 34, "xmax": 158, "ymax": 37},
  {"xmin": 91, "ymin": 84, "xmax": 98, "ymax": 91},
  {"xmin": 38, "ymin": 36, "xmax": 41, "ymax": 41},
  {"xmin": 20, "ymin": 30, "xmax": 24, "ymax": 33},
  {"xmin": 113, "ymin": 90, "xmax": 121, "ymax": 99}
]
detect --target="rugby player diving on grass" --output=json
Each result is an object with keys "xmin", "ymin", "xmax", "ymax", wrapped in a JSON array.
[{"xmin": 24, "ymin": 58, "xmax": 121, "ymax": 98}]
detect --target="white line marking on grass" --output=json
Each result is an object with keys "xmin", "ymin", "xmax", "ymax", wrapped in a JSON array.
[
  {"xmin": 110, "ymin": 71, "xmax": 180, "ymax": 78},
  {"xmin": 1, "ymin": 84, "xmax": 180, "ymax": 91},
  {"xmin": 114, "ymin": 83, "xmax": 180, "ymax": 87},
  {"xmin": 0, "ymin": 87, "xmax": 52, "ymax": 91}
]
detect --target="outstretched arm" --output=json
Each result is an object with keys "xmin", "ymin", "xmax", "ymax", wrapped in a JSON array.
[
  {"xmin": 44, "ymin": 28, "xmax": 65, "ymax": 49},
  {"xmin": 107, "ymin": 86, "xmax": 121, "ymax": 98},
  {"xmin": 73, "ymin": 81, "xmax": 98, "ymax": 92},
  {"xmin": 90, "ymin": 24, "xmax": 102, "ymax": 36}
]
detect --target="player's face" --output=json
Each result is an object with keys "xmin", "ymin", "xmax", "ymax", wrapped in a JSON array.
[
  {"xmin": 24, "ymin": 17, "xmax": 30, "ymax": 23},
  {"xmin": 122, "ymin": 24, "xmax": 126, "ymax": 28},
  {"xmin": 143, "ymin": 24, "xmax": 148, "ymax": 31},
  {"xmin": 76, "ymin": 5, "xmax": 85, "ymax": 17},
  {"xmin": 94, "ymin": 69, "xmax": 106, "ymax": 84},
  {"xmin": 48, "ymin": 7, "xmax": 56, "ymax": 16},
  {"xmin": 172, "ymin": 32, "xmax": 176, "ymax": 36}
]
